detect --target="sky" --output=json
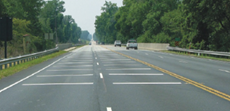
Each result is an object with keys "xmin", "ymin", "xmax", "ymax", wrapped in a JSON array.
[{"xmin": 63, "ymin": 0, "xmax": 123, "ymax": 35}]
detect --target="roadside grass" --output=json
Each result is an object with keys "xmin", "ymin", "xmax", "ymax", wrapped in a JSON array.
[
  {"xmin": 0, "ymin": 45, "xmax": 84, "ymax": 79},
  {"xmin": 161, "ymin": 50, "xmax": 230, "ymax": 62}
]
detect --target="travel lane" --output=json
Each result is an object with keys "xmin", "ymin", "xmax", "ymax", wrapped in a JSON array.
[
  {"xmin": 0, "ymin": 46, "xmax": 103, "ymax": 111},
  {"xmin": 94, "ymin": 45, "xmax": 230, "ymax": 111},
  {"xmin": 105, "ymin": 46, "xmax": 230, "ymax": 95}
]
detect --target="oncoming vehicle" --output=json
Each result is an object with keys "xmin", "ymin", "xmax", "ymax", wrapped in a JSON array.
[
  {"xmin": 126, "ymin": 39, "xmax": 138, "ymax": 50},
  {"xmin": 114, "ymin": 40, "xmax": 121, "ymax": 47}
]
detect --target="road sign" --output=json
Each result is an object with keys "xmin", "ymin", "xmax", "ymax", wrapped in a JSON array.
[
  {"xmin": 0, "ymin": 17, "xmax": 12, "ymax": 41},
  {"xmin": 175, "ymin": 38, "xmax": 180, "ymax": 41}
]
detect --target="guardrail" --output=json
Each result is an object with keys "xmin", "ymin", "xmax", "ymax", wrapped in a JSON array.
[
  {"xmin": 0, "ymin": 47, "xmax": 59, "ymax": 70},
  {"xmin": 167, "ymin": 46, "xmax": 230, "ymax": 57}
]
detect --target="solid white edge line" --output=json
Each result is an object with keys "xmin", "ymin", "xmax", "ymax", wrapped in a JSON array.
[
  {"xmin": 113, "ymin": 82, "xmax": 181, "ymax": 85},
  {"xmin": 0, "ymin": 47, "xmax": 85, "ymax": 93},
  {"xmin": 22, "ymin": 83, "xmax": 94, "ymax": 86},
  {"xmin": 37, "ymin": 74, "xmax": 93, "ymax": 77},
  {"xmin": 100, "ymin": 73, "xmax": 103, "ymax": 79},
  {"xmin": 109, "ymin": 73, "xmax": 164, "ymax": 76},
  {"xmin": 107, "ymin": 107, "xmax": 112, "ymax": 111}
]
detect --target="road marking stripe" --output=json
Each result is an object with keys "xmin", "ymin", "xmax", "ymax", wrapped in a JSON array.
[
  {"xmin": 53, "ymin": 65, "xmax": 93, "ymax": 67},
  {"xmin": 219, "ymin": 69, "xmax": 230, "ymax": 73},
  {"xmin": 100, "ymin": 59, "xmax": 130, "ymax": 61},
  {"xmin": 106, "ymin": 68, "xmax": 151, "ymax": 70},
  {"xmin": 159, "ymin": 56, "xmax": 163, "ymax": 59},
  {"xmin": 102, "ymin": 46, "xmax": 230, "ymax": 101},
  {"xmin": 37, "ymin": 74, "xmax": 93, "ymax": 77},
  {"xmin": 47, "ymin": 69, "xmax": 92, "ymax": 71},
  {"xmin": 0, "ymin": 47, "xmax": 86, "ymax": 93},
  {"xmin": 179, "ymin": 61, "xmax": 188, "ymax": 63},
  {"xmin": 109, "ymin": 73, "xmax": 164, "ymax": 76},
  {"xmin": 97, "ymin": 62, "xmax": 99, "ymax": 65},
  {"xmin": 145, "ymin": 53, "xmax": 149, "ymax": 55},
  {"xmin": 100, "ymin": 73, "xmax": 103, "ymax": 79},
  {"xmin": 103, "ymin": 64, "xmax": 142, "ymax": 66},
  {"xmin": 107, "ymin": 107, "xmax": 112, "ymax": 111},
  {"xmin": 113, "ymin": 82, "xmax": 181, "ymax": 85},
  {"xmin": 22, "ymin": 83, "xmax": 93, "ymax": 86}
]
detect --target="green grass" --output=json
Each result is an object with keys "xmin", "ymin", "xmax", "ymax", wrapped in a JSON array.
[
  {"xmin": 161, "ymin": 50, "xmax": 230, "ymax": 62},
  {"xmin": 0, "ymin": 45, "xmax": 84, "ymax": 79}
]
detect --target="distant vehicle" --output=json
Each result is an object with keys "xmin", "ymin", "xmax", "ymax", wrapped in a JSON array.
[
  {"xmin": 114, "ymin": 40, "xmax": 121, "ymax": 47},
  {"xmin": 126, "ymin": 39, "xmax": 138, "ymax": 50}
]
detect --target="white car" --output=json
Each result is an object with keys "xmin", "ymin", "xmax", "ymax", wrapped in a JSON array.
[
  {"xmin": 114, "ymin": 40, "xmax": 121, "ymax": 47},
  {"xmin": 126, "ymin": 40, "xmax": 138, "ymax": 50}
]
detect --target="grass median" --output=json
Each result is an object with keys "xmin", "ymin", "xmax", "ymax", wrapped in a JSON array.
[
  {"xmin": 161, "ymin": 50, "xmax": 230, "ymax": 62},
  {"xmin": 0, "ymin": 45, "xmax": 84, "ymax": 80}
]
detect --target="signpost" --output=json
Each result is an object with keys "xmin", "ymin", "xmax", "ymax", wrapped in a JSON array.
[
  {"xmin": 0, "ymin": 17, "xmax": 13, "ymax": 58},
  {"xmin": 175, "ymin": 38, "xmax": 180, "ymax": 46}
]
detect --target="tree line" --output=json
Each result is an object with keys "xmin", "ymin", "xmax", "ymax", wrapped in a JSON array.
[
  {"xmin": 0, "ymin": 0, "xmax": 88, "ymax": 58},
  {"xmin": 95, "ymin": 0, "xmax": 230, "ymax": 51}
]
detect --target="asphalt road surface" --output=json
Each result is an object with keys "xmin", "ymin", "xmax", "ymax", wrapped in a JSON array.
[{"xmin": 0, "ymin": 45, "xmax": 230, "ymax": 111}]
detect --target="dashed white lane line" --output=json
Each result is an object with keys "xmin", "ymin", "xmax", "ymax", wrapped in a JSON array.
[
  {"xmin": 22, "ymin": 83, "xmax": 94, "ymax": 86},
  {"xmin": 145, "ymin": 53, "xmax": 149, "ymax": 55},
  {"xmin": 97, "ymin": 62, "xmax": 99, "ymax": 65},
  {"xmin": 37, "ymin": 74, "xmax": 93, "ymax": 77},
  {"xmin": 100, "ymin": 73, "xmax": 104, "ymax": 79},
  {"xmin": 107, "ymin": 107, "xmax": 112, "ymax": 111},
  {"xmin": 159, "ymin": 56, "xmax": 163, "ymax": 59},
  {"xmin": 113, "ymin": 82, "xmax": 182, "ymax": 85},
  {"xmin": 95, "ymin": 57, "xmax": 97, "ymax": 59},
  {"xmin": 106, "ymin": 68, "xmax": 151, "ymax": 70},
  {"xmin": 219, "ymin": 69, "xmax": 230, "ymax": 73},
  {"xmin": 109, "ymin": 73, "xmax": 164, "ymax": 76}
]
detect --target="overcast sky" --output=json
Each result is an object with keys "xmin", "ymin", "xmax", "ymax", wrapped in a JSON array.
[{"xmin": 63, "ymin": 0, "xmax": 123, "ymax": 35}]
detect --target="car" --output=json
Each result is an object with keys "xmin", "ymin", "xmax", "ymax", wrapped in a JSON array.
[
  {"xmin": 126, "ymin": 39, "xmax": 138, "ymax": 50},
  {"xmin": 114, "ymin": 40, "xmax": 121, "ymax": 47}
]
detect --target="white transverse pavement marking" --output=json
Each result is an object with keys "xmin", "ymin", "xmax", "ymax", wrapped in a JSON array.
[
  {"xmin": 22, "ymin": 83, "xmax": 94, "ymax": 86},
  {"xmin": 109, "ymin": 73, "xmax": 164, "ymax": 76},
  {"xmin": 100, "ymin": 73, "xmax": 103, "ymax": 79},
  {"xmin": 0, "ymin": 46, "xmax": 85, "ymax": 93},
  {"xmin": 53, "ymin": 65, "xmax": 93, "ymax": 67},
  {"xmin": 179, "ymin": 61, "xmax": 188, "ymax": 63},
  {"xmin": 145, "ymin": 53, "xmax": 149, "ymax": 55},
  {"xmin": 219, "ymin": 69, "xmax": 230, "ymax": 73},
  {"xmin": 106, "ymin": 68, "xmax": 151, "ymax": 70},
  {"xmin": 159, "ymin": 56, "xmax": 163, "ymax": 59},
  {"xmin": 113, "ymin": 82, "xmax": 182, "ymax": 85},
  {"xmin": 47, "ymin": 69, "xmax": 92, "ymax": 71},
  {"xmin": 103, "ymin": 64, "xmax": 142, "ymax": 66},
  {"xmin": 107, "ymin": 107, "xmax": 112, "ymax": 111},
  {"xmin": 37, "ymin": 74, "xmax": 93, "ymax": 77}
]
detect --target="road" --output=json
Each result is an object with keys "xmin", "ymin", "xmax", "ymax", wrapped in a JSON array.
[{"xmin": 0, "ymin": 45, "xmax": 230, "ymax": 111}]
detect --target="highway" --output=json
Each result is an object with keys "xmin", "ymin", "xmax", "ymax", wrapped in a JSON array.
[{"xmin": 0, "ymin": 45, "xmax": 230, "ymax": 111}]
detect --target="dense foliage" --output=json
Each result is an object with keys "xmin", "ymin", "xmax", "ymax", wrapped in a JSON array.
[
  {"xmin": 0, "ymin": 0, "xmax": 85, "ymax": 58},
  {"xmin": 95, "ymin": 0, "xmax": 230, "ymax": 51}
]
